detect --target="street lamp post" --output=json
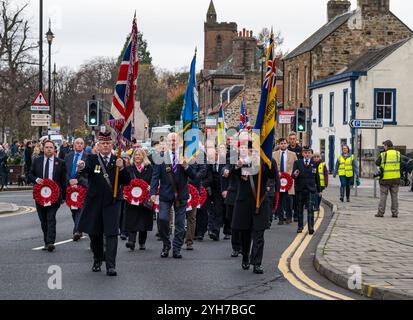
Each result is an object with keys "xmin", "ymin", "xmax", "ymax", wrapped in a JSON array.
[
  {"xmin": 38, "ymin": 0, "xmax": 43, "ymax": 139},
  {"xmin": 52, "ymin": 63, "xmax": 57, "ymax": 123},
  {"xmin": 46, "ymin": 19, "xmax": 54, "ymax": 122}
]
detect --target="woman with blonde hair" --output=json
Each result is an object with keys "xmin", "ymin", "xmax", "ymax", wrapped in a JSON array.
[{"xmin": 124, "ymin": 148, "xmax": 153, "ymax": 251}]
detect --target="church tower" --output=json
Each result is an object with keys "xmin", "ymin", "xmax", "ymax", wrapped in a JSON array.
[{"xmin": 204, "ymin": 0, "xmax": 237, "ymax": 70}]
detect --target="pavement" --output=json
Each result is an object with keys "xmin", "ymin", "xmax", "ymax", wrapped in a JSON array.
[
  {"xmin": 315, "ymin": 177, "xmax": 413, "ymax": 300},
  {"xmin": 0, "ymin": 202, "xmax": 19, "ymax": 214}
]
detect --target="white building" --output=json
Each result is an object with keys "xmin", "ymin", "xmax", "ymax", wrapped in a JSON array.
[{"xmin": 309, "ymin": 37, "xmax": 413, "ymax": 177}]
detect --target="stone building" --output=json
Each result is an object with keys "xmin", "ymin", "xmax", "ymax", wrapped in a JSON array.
[
  {"xmin": 198, "ymin": 1, "xmax": 283, "ymax": 130},
  {"xmin": 282, "ymin": 0, "xmax": 412, "ymax": 144}
]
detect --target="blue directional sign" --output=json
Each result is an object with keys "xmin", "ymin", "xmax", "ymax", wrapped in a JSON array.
[{"xmin": 349, "ymin": 119, "xmax": 384, "ymax": 129}]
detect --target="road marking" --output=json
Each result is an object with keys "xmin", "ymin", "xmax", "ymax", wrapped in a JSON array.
[
  {"xmin": 0, "ymin": 206, "xmax": 36, "ymax": 218},
  {"xmin": 278, "ymin": 208, "xmax": 354, "ymax": 300},
  {"xmin": 32, "ymin": 236, "xmax": 87, "ymax": 251}
]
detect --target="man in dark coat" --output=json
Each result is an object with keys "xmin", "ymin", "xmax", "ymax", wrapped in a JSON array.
[
  {"xmin": 64, "ymin": 138, "xmax": 88, "ymax": 241},
  {"xmin": 76, "ymin": 131, "xmax": 131, "ymax": 276},
  {"xmin": 292, "ymin": 146, "xmax": 321, "ymax": 235},
  {"xmin": 150, "ymin": 133, "xmax": 198, "ymax": 259},
  {"xmin": 28, "ymin": 140, "xmax": 67, "ymax": 252},
  {"xmin": 232, "ymin": 143, "xmax": 278, "ymax": 274}
]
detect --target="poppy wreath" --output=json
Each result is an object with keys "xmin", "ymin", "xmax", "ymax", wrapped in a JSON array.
[
  {"xmin": 33, "ymin": 179, "xmax": 60, "ymax": 207},
  {"xmin": 279, "ymin": 172, "xmax": 293, "ymax": 192},
  {"xmin": 66, "ymin": 185, "xmax": 87, "ymax": 210},
  {"xmin": 187, "ymin": 184, "xmax": 200, "ymax": 212},
  {"xmin": 123, "ymin": 179, "xmax": 150, "ymax": 206},
  {"xmin": 197, "ymin": 186, "xmax": 207, "ymax": 209}
]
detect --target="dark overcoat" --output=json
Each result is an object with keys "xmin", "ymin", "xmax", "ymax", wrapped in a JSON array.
[
  {"xmin": 232, "ymin": 159, "xmax": 278, "ymax": 231},
  {"xmin": 124, "ymin": 164, "xmax": 154, "ymax": 232},
  {"xmin": 77, "ymin": 154, "xmax": 131, "ymax": 236}
]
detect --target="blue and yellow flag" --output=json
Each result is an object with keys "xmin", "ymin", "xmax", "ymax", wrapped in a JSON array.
[
  {"xmin": 217, "ymin": 104, "xmax": 227, "ymax": 146},
  {"xmin": 254, "ymin": 33, "xmax": 277, "ymax": 169},
  {"xmin": 181, "ymin": 52, "xmax": 199, "ymax": 160}
]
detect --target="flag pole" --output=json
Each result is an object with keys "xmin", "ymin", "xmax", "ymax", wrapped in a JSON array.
[
  {"xmin": 113, "ymin": 146, "xmax": 122, "ymax": 201},
  {"xmin": 255, "ymin": 160, "xmax": 263, "ymax": 214}
]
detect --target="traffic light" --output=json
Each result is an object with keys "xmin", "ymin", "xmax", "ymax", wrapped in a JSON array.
[
  {"xmin": 296, "ymin": 108, "xmax": 307, "ymax": 133},
  {"xmin": 87, "ymin": 100, "xmax": 99, "ymax": 127},
  {"xmin": 291, "ymin": 116, "xmax": 297, "ymax": 132}
]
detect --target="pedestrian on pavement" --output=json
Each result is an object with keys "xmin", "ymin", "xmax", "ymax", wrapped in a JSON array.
[
  {"xmin": 312, "ymin": 153, "xmax": 329, "ymax": 211},
  {"xmin": 124, "ymin": 148, "xmax": 153, "ymax": 251},
  {"xmin": 76, "ymin": 130, "xmax": 131, "ymax": 276},
  {"xmin": 64, "ymin": 138, "xmax": 88, "ymax": 241},
  {"xmin": 150, "ymin": 133, "xmax": 198, "ymax": 259},
  {"xmin": 0, "ymin": 145, "xmax": 9, "ymax": 191},
  {"xmin": 333, "ymin": 145, "xmax": 359, "ymax": 203},
  {"xmin": 292, "ymin": 147, "xmax": 321, "ymax": 235},
  {"xmin": 273, "ymin": 138, "xmax": 298, "ymax": 225},
  {"xmin": 28, "ymin": 140, "xmax": 67, "ymax": 252},
  {"xmin": 375, "ymin": 140, "xmax": 401, "ymax": 218},
  {"xmin": 232, "ymin": 142, "xmax": 279, "ymax": 274}
]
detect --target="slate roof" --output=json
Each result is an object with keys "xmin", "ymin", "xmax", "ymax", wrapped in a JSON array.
[
  {"xmin": 284, "ymin": 11, "xmax": 355, "ymax": 60},
  {"xmin": 344, "ymin": 38, "xmax": 412, "ymax": 72}
]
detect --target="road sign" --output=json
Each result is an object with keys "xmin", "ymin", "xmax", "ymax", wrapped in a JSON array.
[
  {"xmin": 278, "ymin": 111, "xmax": 296, "ymax": 124},
  {"xmin": 349, "ymin": 119, "xmax": 384, "ymax": 129},
  {"xmin": 31, "ymin": 114, "xmax": 51, "ymax": 120},
  {"xmin": 31, "ymin": 119, "xmax": 51, "ymax": 127},
  {"xmin": 31, "ymin": 91, "xmax": 50, "ymax": 111},
  {"xmin": 31, "ymin": 105, "xmax": 50, "ymax": 111},
  {"xmin": 205, "ymin": 117, "xmax": 217, "ymax": 127}
]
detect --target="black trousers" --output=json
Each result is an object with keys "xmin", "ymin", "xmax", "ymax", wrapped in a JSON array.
[
  {"xmin": 208, "ymin": 192, "xmax": 225, "ymax": 237},
  {"xmin": 90, "ymin": 234, "xmax": 118, "ymax": 270},
  {"xmin": 70, "ymin": 209, "xmax": 81, "ymax": 234},
  {"xmin": 36, "ymin": 203, "xmax": 60, "ymax": 245},
  {"xmin": 195, "ymin": 197, "xmax": 211, "ymax": 238},
  {"xmin": 128, "ymin": 231, "xmax": 147, "ymax": 245},
  {"xmin": 297, "ymin": 192, "xmax": 315, "ymax": 231},
  {"xmin": 226, "ymin": 204, "xmax": 241, "ymax": 251},
  {"xmin": 276, "ymin": 193, "xmax": 292, "ymax": 220},
  {"xmin": 238, "ymin": 229, "xmax": 265, "ymax": 266}
]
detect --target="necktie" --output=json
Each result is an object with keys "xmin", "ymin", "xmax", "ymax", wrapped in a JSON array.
[
  {"xmin": 280, "ymin": 152, "xmax": 285, "ymax": 173},
  {"xmin": 172, "ymin": 152, "xmax": 177, "ymax": 173},
  {"xmin": 305, "ymin": 160, "xmax": 309, "ymax": 167},
  {"xmin": 104, "ymin": 155, "xmax": 109, "ymax": 167},
  {"xmin": 71, "ymin": 153, "xmax": 80, "ymax": 179},
  {"xmin": 44, "ymin": 158, "xmax": 50, "ymax": 179}
]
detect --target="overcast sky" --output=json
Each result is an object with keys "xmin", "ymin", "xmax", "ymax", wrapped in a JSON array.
[{"xmin": 18, "ymin": 0, "xmax": 413, "ymax": 72}]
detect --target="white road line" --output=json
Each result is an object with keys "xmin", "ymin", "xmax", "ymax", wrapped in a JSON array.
[{"xmin": 32, "ymin": 236, "xmax": 87, "ymax": 251}]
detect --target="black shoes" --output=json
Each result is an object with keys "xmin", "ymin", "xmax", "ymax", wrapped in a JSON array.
[
  {"xmin": 253, "ymin": 265, "xmax": 264, "ymax": 274},
  {"xmin": 340, "ymin": 197, "xmax": 344, "ymax": 203},
  {"xmin": 242, "ymin": 261, "xmax": 250, "ymax": 270},
  {"xmin": 392, "ymin": 214, "xmax": 398, "ymax": 218},
  {"xmin": 231, "ymin": 251, "xmax": 240, "ymax": 258},
  {"xmin": 106, "ymin": 268, "xmax": 117, "ymax": 277},
  {"xmin": 139, "ymin": 244, "xmax": 146, "ymax": 250},
  {"xmin": 309, "ymin": 229, "xmax": 315, "ymax": 235},
  {"xmin": 120, "ymin": 234, "xmax": 128, "ymax": 241},
  {"xmin": 73, "ymin": 233, "xmax": 82, "ymax": 242},
  {"xmin": 92, "ymin": 261, "xmax": 102, "ymax": 272},
  {"xmin": 161, "ymin": 247, "xmax": 170, "ymax": 258},
  {"xmin": 126, "ymin": 242, "xmax": 135, "ymax": 251},
  {"xmin": 47, "ymin": 244, "xmax": 55, "ymax": 252},
  {"xmin": 209, "ymin": 233, "xmax": 219, "ymax": 241},
  {"xmin": 347, "ymin": 198, "xmax": 350, "ymax": 203},
  {"xmin": 223, "ymin": 235, "xmax": 231, "ymax": 240},
  {"xmin": 297, "ymin": 228, "xmax": 303, "ymax": 234},
  {"xmin": 173, "ymin": 253, "xmax": 182, "ymax": 259}
]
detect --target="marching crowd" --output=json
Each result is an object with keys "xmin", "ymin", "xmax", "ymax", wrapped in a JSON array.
[{"xmin": 27, "ymin": 129, "xmax": 406, "ymax": 277}]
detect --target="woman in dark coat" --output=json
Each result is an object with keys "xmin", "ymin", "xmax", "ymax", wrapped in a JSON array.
[
  {"xmin": 232, "ymin": 143, "xmax": 278, "ymax": 274},
  {"xmin": 125, "ymin": 148, "xmax": 153, "ymax": 251}
]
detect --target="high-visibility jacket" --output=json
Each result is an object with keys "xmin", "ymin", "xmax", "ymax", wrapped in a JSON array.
[
  {"xmin": 338, "ymin": 155, "xmax": 354, "ymax": 178},
  {"xmin": 318, "ymin": 163, "xmax": 326, "ymax": 187},
  {"xmin": 381, "ymin": 150, "xmax": 401, "ymax": 180}
]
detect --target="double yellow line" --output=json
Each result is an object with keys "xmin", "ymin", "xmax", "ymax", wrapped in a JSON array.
[{"xmin": 278, "ymin": 208, "xmax": 354, "ymax": 300}]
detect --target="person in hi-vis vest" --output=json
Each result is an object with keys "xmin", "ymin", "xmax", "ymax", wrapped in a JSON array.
[
  {"xmin": 312, "ymin": 153, "xmax": 329, "ymax": 211},
  {"xmin": 375, "ymin": 140, "xmax": 401, "ymax": 218},
  {"xmin": 333, "ymin": 145, "xmax": 359, "ymax": 203}
]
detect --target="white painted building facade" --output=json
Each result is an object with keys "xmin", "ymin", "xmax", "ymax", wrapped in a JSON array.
[{"xmin": 310, "ymin": 38, "xmax": 413, "ymax": 177}]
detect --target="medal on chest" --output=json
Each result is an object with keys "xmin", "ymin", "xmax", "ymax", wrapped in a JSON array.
[{"xmin": 94, "ymin": 165, "xmax": 101, "ymax": 174}]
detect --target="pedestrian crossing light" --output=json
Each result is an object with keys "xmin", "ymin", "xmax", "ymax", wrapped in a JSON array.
[
  {"xmin": 296, "ymin": 108, "xmax": 307, "ymax": 133},
  {"xmin": 87, "ymin": 100, "xmax": 99, "ymax": 127}
]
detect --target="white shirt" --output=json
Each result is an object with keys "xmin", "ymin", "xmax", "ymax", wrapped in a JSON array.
[
  {"xmin": 99, "ymin": 153, "xmax": 111, "ymax": 165},
  {"xmin": 43, "ymin": 156, "xmax": 55, "ymax": 180}
]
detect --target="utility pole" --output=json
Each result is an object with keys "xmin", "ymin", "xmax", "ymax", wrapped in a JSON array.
[{"xmin": 38, "ymin": 0, "xmax": 43, "ymax": 139}]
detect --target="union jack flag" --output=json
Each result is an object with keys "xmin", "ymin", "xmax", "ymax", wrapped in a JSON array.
[
  {"xmin": 109, "ymin": 13, "xmax": 139, "ymax": 149},
  {"xmin": 239, "ymin": 97, "xmax": 250, "ymax": 130}
]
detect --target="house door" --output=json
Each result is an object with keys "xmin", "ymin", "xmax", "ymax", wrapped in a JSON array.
[{"xmin": 328, "ymin": 136, "xmax": 335, "ymax": 174}]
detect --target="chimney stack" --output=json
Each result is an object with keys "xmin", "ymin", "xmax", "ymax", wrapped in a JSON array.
[
  {"xmin": 357, "ymin": 0, "xmax": 390, "ymax": 15},
  {"xmin": 327, "ymin": 0, "xmax": 351, "ymax": 22}
]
